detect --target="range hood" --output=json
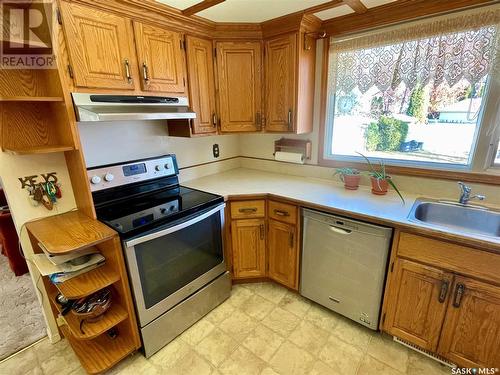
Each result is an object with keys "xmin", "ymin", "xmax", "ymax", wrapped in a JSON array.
[{"xmin": 71, "ymin": 93, "xmax": 197, "ymax": 122}]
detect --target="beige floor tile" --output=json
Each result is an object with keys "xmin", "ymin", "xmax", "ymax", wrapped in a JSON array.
[
  {"xmin": 261, "ymin": 367, "xmax": 280, "ymax": 375},
  {"xmin": 318, "ymin": 335, "xmax": 364, "ymax": 375},
  {"xmin": 219, "ymin": 346, "xmax": 267, "ymax": 375},
  {"xmin": 308, "ymin": 361, "xmax": 336, "ymax": 375},
  {"xmin": 205, "ymin": 300, "xmax": 236, "ymax": 325},
  {"xmin": 252, "ymin": 283, "xmax": 287, "ymax": 304},
  {"xmin": 261, "ymin": 307, "xmax": 300, "ymax": 337},
  {"xmin": 32, "ymin": 338, "xmax": 69, "ymax": 363},
  {"xmin": 39, "ymin": 346, "xmax": 81, "ymax": 375},
  {"xmin": 149, "ymin": 337, "xmax": 191, "ymax": 369},
  {"xmin": 113, "ymin": 354, "xmax": 162, "ymax": 375},
  {"xmin": 330, "ymin": 316, "xmax": 374, "ymax": 351},
  {"xmin": 278, "ymin": 291, "xmax": 311, "ymax": 318},
  {"xmin": 180, "ymin": 319, "xmax": 216, "ymax": 345},
  {"xmin": 219, "ymin": 309, "xmax": 258, "ymax": 342},
  {"xmin": 407, "ymin": 352, "xmax": 450, "ymax": 375},
  {"xmin": 195, "ymin": 328, "xmax": 238, "ymax": 367},
  {"xmin": 166, "ymin": 349, "xmax": 214, "ymax": 375},
  {"xmin": 0, "ymin": 348, "xmax": 39, "ymax": 375},
  {"xmin": 239, "ymin": 294, "xmax": 275, "ymax": 321},
  {"xmin": 227, "ymin": 285, "xmax": 254, "ymax": 308},
  {"xmin": 288, "ymin": 321, "xmax": 330, "ymax": 356},
  {"xmin": 269, "ymin": 341, "xmax": 315, "ymax": 375},
  {"xmin": 303, "ymin": 303, "xmax": 340, "ymax": 333},
  {"xmin": 366, "ymin": 334, "xmax": 409, "ymax": 373},
  {"xmin": 242, "ymin": 325, "xmax": 284, "ymax": 362},
  {"xmin": 357, "ymin": 354, "xmax": 404, "ymax": 375}
]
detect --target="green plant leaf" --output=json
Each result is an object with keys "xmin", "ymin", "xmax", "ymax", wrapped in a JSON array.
[{"xmin": 387, "ymin": 178, "xmax": 405, "ymax": 204}]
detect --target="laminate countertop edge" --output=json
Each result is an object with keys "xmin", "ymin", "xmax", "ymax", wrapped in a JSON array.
[{"xmin": 182, "ymin": 168, "xmax": 500, "ymax": 254}]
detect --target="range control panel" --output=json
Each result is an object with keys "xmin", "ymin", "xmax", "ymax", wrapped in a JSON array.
[{"xmin": 87, "ymin": 156, "xmax": 177, "ymax": 192}]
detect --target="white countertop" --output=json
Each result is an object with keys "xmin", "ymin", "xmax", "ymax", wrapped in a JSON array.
[{"xmin": 183, "ymin": 168, "xmax": 500, "ymax": 249}]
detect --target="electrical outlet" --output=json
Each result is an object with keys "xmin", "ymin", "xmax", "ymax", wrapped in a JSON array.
[{"xmin": 213, "ymin": 144, "xmax": 220, "ymax": 158}]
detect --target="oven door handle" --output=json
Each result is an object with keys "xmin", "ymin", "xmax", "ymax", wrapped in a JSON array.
[{"xmin": 124, "ymin": 203, "xmax": 225, "ymax": 248}]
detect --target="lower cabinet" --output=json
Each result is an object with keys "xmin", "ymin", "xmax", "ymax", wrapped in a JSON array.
[
  {"xmin": 268, "ymin": 219, "xmax": 297, "ymax": 289},
  {"xmin": 229, "ymin": 199, "xmax": 299, "ymax": 289},
  {"xmin": 383, "ymin": 231, "xmax": 500, "ymax": 368},
  {"xmin": 231, "ymin": 218, "xmax": 266, "ymax": 278}
]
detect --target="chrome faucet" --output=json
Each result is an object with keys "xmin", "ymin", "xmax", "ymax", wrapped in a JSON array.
[{"xmin": 458, "ymin": 182, "xmax": 485, "ymax": 205}]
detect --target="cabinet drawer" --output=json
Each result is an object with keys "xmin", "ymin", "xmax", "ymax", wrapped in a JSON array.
[
  {"xmin": 397, "ymin": 232, "xmax": 500, "ymax": 285},
  {"xmin": 230, "ymin": 200, "xmax": 265, "ymax": 219},
  {"xmin": 268, "ymin": 201, "xmax": 297, "ymax": 224}
]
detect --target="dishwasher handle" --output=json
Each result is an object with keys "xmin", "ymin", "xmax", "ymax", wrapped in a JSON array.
[{"xmin": 329, "ymin": 226, "xmax": 352, "ymax": 235}]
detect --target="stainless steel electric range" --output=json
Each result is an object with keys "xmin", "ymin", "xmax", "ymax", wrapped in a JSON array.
[{"xmin": 88, "ymin": 155, "xmax": 231, "ymax": 357}]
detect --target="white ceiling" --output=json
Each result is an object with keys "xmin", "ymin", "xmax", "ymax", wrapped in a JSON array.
[{"xmin": 157, "ymin": 0, "xmax": 397, "ymax": 23}]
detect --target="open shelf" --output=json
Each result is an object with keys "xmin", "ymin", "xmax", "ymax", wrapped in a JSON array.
[
  {"xmin": 3, "ymin": 145, "xmax": 75, "ymax": 155},
  {"xmin": 55, "ymin": 265, "xmax": 120, "ymax": 300},
  {"xmin": 61, "ymin": 324, "xmax": 136, "ymax": 374},
  {"xmin": 0, "ymin": 96, "xmax": 64, "ymax": 102}
]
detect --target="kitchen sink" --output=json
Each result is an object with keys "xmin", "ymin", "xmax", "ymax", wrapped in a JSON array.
[{"xmin": 408, "ymin": 199, "xmax": 500, "ymax": 239}]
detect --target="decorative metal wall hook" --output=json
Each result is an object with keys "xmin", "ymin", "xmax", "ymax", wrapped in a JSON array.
[{"xmin": 18, "ymin": 172, "xmax": 62, "ymax": 210}]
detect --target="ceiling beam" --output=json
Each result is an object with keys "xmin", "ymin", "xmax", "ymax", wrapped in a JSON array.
[
  {"xmin": 303, "ymin": 0, "xmax": 344, "ymax": 15},
  {"xmin": 342, "ymin": 0, "xmax": 368, "ymax": 13},
  {"xmin": 182, "ymin": 0, "xmax": 225, "ymax": 17},
  {"xmin": 322, "ymin": 0, "xmax": 497, "ymax": 36}
]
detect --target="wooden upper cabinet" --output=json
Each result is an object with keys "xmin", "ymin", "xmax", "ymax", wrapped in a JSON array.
[
  {"xmin": 186, "ymin": 36, "xmax": 217, "ymax": 134},
  {"xmin": 384, "ymin": 259, "xmax": 453, "ymax": 352},
  {"xmin": 133, "ymin": 22, "xmax": 186, "ymax": 94},
  {"xmin": 216, "ymin": 42, "xmax": 263, "ymax": 132},
  {"xmin": 60, "ymin": 3, "xmax": 136, "ymax": 90},
  {"xmin": 268, "ymin": 219, "xmax": 297, "ymax": 289},
  {"xmin": 265, "ymin": 34, "xmax": 297, "ymax": 133},
  {"xmin": 231, "ymin": 218, "xmax": 266, "ymax": 278},
  {"xmin": 438, "ymin": 277, "xmax": 500, "ymax": 367}
]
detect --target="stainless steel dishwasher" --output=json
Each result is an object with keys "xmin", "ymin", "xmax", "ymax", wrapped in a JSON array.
[{"xmin": 300, "ymin": 208, "xmax": 393, "ymax": 330}]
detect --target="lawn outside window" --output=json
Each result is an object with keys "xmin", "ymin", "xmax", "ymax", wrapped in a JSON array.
[{"xmin": 321, "ymin": 6, "xmax": 500, "ymax": 176}]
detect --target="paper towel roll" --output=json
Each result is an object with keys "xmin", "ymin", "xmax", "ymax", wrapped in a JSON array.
[{"xmin": 274, "ymin": 151, "xmax": 305, "ymax": 164}]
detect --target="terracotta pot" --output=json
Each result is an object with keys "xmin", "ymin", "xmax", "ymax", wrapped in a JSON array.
[
  {"xmin": 370, "ymin": 176, "xmax": 390, "ymax": 195},
  {"xmin": 342, "ymin": 174, "xmax": 361, "ymax": 190}
]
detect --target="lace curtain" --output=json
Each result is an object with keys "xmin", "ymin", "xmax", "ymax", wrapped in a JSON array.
[{"xmin": 330, "ymin": 7, "xmax": 500, "ymax": 94}]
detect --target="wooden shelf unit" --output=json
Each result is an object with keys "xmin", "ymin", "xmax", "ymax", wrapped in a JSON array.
[
  {"xmin": 27, "ymin": 211, "xmax": 141, "ymax": 374},
  {"xmin": 0, "ymin": 96, "xmax": 65, "ymax": 102},
  {"xmin": 3, "ymin": 145, "xmax": 75, "ymax": 155}
]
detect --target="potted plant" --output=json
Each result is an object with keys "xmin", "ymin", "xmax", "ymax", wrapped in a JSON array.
[
  {"xmin": 357, "ymin": 153, "xmax": 405, "ymax": 203},
  {"xmin": 334, "ymin": 167, "xmax": 361, "ymax": 190}
]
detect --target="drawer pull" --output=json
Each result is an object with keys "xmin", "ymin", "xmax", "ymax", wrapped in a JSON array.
[
  {"xmin": 124, "ymin": 59, "xmax": 133, "ymax": 84},
  {"xmin": 289, "ymin": 232, "xmax": 294, "ymax": 247},
  {"xmin": 438, "ymin": 280, "xmax": 449, "ymax": 303},
  {"xmin": 142, "ymin": 62, "xmax": 150, "ymax": 84},
  {"xmin": 238, "ymin": 207, "xmax": 257, "ymax": 214},
  {"xmin": 274, "ymin": 209, "xmax": 290, "ymax": 217},
  {"xmin": 328, "ymin": 296, "xmax": 340, "ymax": 303},
  {"xmin": 260, "ymin": 224, "xmax": 264, "ymax": 240},
  {"xmin": 452, "ymin": 283, "xmax": 465, "ymax": 308}
]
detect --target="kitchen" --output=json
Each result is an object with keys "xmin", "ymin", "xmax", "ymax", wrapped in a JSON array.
[{"xmin": 0, "ymin": 0, "xmax": 499, "ymax": 374}]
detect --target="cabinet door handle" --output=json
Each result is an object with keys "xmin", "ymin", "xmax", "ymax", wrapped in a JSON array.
[
  {"xmin": 452, "ymin": 283, "xmax": 465, "ymax": 308},
  {"xmin": 287, "ymin": 109, "xmax": 292, "ymax": 130},
  {"xmin": 438, "ymin": 280, "xmax": 449, "ymax": 303},
  {"xmin": 142, "ymin": 62, "xmax": 150, "ymax": 84},
  {"xmin": 124, "ymin": 59, "xmax": 132, "ymax": 84},
  {"xmin": 238, "ymin": 207, "xmax": 257, "ymax": 214},
  {"xmin": 289, "ymin": 231, "xmax": 294, "ymax": 247},
  {"xmin": 274, "ymin": 209, "xmax": 290, "ymax": 217},
  {"xmin": 212, "ymin": 113, "xmax": 217, "ymax": 127},
  {"xmin": 260, "ymin": 224, "xmax": 264, "ymax": 240}
]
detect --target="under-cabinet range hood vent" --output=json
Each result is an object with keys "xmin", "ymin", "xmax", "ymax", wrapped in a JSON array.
[{"xmin": 71, "ymin": 93, "xmax": 197, "ymax": 122}]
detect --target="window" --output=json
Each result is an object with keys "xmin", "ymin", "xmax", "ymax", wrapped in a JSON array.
[
  {"xmin": 494, "ymin": 141, "xmax": 500, "ymax": 166},
  {"xmin": 322, "ymin": 8, "xmax": 500, "ymax": 172}
]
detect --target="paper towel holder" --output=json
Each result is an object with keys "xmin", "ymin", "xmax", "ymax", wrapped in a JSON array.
[{"xmin": 274, "ymin": 138, "xmax": 312, "ymax": 160}]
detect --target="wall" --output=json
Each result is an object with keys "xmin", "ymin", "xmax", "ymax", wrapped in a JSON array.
[
  {"xmin": 79, "ymin": 120, "xmax": 240, "ymax": 169},
  {"xmin": 0, "ymin": 152, "xmax": 77, "ymax": 342}
]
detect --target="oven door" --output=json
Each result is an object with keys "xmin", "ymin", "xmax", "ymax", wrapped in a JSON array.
[{"xmin": 123, "ymin": 203, "xmax": 226, "ymax": 327}]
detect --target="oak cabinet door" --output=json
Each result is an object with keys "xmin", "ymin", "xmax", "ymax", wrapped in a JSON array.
[
  {"xmin": 265, "ymin": 34, "xmax": 297, "ymax": 132},
  {"xmin": 438, "ymin": 277, "xmax": 500, "ymax": 368},
  {"xmin": 231, "ymin": 219, "xmax": 266, "ymax": 278},
  {"xmin": 186, "ymin": 36, "xmax": 217, "ymax": 134},
  {"xmin": 60, "ymin": 3, "xmax": 136, "ymax": 90},
  {"xmin": 216, "ymin": 42, "xmax": 262, "ymax": 132},
  {"xmin": 385, "ymin": 259, "xmax": 453, "ymax": 351},
  {"xmin": 268, "ymin": 219, "xmax": 297, "ymax": 289},
  {"xmin": 133, "ymin": 22, "xmax": 186, "ymax": 93}
]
